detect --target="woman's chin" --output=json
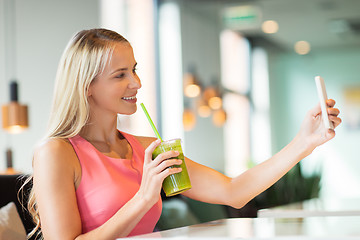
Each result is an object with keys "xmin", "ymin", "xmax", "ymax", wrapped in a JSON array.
[{"xmin": 118, "ymin": 108, "xmax": 137, "ymax": 116}]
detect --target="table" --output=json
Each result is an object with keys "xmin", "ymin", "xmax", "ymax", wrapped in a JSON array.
[
  {"xmin": 123, "ymin": 217, "xmax": 360, "ymax": 239},
  {"xmin": 258, "ymin": 198, "xmax": 360, "ymax": 218}
]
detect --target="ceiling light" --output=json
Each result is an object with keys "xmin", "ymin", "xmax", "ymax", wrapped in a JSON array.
[
  {"xmin": 183, "ymin": 109, "xmax": 196, "ymax": 131},
  {"xmin": 261, "ymin": 20, "xmax": 279, "ymax": 34},
  {"xmin": 184, "ymin": 73, "xmax": 201, "ymax": 98},
  {"xmin": 212, "ymin": 109, "xmax": 227, "ymax": 127},
  {"xmin": 209, "ymin": 96, "xmax": 222, "ymax": 110},
  {"xmin": 197, "ymin": 99, "xmax": 212, "ymax": 118},
  {"xmin": 198, "ymin": 105, "xmax": 211, "ymax": 118},
  {"xmin": 185, "ymin": 84, "xmax": 201, "ymax": 98},
  {"xmin": 294, "ymin": 41, "xmax": 311, "ymax": 55}
]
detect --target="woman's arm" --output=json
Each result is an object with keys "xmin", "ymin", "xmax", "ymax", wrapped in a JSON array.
[
  {"xmin": 182, "ymin": 99, "xmax": 341, "ymax": 208},
  {"xmin": 182, "ymin": 135, "xmax": 307, "ymax": 208},
  {"xmin": 33, "ymin": 139, "xmax": 83, "ymax": 240},
  {"xmin": 33, "ymin": 138, "xmax": 181, "ymax": 240}
]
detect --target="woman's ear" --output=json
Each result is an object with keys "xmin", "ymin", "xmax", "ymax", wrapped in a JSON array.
[{"xmin": 87, "ymin": 87, "xmax": 92, "ymax": 97}]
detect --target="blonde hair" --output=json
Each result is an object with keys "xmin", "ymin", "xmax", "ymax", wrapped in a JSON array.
[
  {"xmin": 47, "ymin": 28, "xmax": 128, "ymax": 139},
  {"xmin": 24, "ymin": 28, "xmax": 129, "ymax": 239}
]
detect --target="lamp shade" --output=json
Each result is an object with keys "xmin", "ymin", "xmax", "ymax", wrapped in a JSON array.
[
  {"xmin": 1, "ymin": 81, "xmax": 29, "ymax": 134},
  {"xmin": 2, "ymin": 102, "xmax": 28, "ymax": 133}
]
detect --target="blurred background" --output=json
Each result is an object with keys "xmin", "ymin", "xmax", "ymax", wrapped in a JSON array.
[{"xmin": 1, "ymin": 0, "xmax": 360, "ymax": 222}]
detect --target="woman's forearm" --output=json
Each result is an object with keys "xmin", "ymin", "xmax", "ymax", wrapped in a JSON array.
[
  {"xmin": 75, "ymin": 193, "xmax": 153, "ymax": 240},
  {"xmin": 227, "ymin": 134, "xmax": 311, "ymax": 209}
]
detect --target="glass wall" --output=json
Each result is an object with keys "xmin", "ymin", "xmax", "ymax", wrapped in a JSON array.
[{"xmin": 158, "ymin": 0, "xmax": 360, "ymax": 200}]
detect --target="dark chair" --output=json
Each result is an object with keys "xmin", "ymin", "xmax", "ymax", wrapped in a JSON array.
[{"xmin": 0, "ymin": 174, "xmax": 36, "ymax": 239}]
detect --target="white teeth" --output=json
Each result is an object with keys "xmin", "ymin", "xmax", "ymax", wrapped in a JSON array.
[{"xmin": 122, "ymin": 96, "xmax": 136, "ymax": 100}]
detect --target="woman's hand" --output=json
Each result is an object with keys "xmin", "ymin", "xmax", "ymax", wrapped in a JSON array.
[
  {"xmin": 137, "ymin": 139, "xmax": 182, "ymax": 206},
  {"xmin": 298, "ymin": 99, "xmax": 342, "ymax": 153}
]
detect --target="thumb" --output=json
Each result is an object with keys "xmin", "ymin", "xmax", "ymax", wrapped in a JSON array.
[
  {"xmin": 326, "ymin": 128, "xmax": 336, "ymax": 140},
  {"xmin": 144, "ymin": 139, "xmax": 161, "ymax": 164},
  {"xmin": 308, "ymin": 103, "xmax": 322, "ymax": 118}
]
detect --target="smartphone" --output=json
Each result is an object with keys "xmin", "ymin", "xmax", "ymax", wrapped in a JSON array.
[{"xmin": 315, "ymin": 76, "xmax": 334, "ymax": 130}]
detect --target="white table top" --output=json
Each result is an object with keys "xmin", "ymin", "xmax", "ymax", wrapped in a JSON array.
[
  {"xmin": 258, "ymin": 198, "xmax": 360, "ymax": 218},
  {"xmin": 123, "ymin": 216, "xmax": 360, "ymax": 239}
]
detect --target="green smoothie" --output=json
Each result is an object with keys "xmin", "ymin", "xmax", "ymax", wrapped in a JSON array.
[{"xmin": 152, "ymin": 139, "xmax": 192, "ymax": 197}]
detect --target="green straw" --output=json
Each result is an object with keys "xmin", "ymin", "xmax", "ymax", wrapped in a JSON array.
[{"xmin": 140, "ymin": 103, "xmax": 163, "ymax": 142}]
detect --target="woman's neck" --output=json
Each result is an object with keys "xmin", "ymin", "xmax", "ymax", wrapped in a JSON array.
[{"xmin": 80, "ymin": 113, "xmax": 120, "ymax": 144}]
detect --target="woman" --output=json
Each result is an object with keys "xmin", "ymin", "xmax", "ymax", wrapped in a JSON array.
[{"xmin": 29, "ymin": 28, "xmax": 341, "ymax": 240}]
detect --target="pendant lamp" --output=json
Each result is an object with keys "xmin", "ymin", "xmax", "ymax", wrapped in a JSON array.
[{"xmin": 2, "ymin": 81, "xmax": 29, "ymax": 134}]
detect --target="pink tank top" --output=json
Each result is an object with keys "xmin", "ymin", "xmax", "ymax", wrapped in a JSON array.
[{"xmin": 68, "ymin": 131, "xmax": 162, "ymax": 236}]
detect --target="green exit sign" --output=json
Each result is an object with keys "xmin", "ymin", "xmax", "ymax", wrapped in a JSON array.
[{"xmin": 222, "ymin": 5, "xmax": 262, "ymax": 30}]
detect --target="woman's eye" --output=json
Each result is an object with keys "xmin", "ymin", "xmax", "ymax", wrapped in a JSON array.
[
  {"xmin": 116, "ymin": 73, "xmax": 125, "ymax": 78},
  {"xmin": 132, "ymin": 67, "xmax": 138, "ymax": 73}
]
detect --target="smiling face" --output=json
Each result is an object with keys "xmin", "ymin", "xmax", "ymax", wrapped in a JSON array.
[{"xmin": 87, "ymin": 42, "xmax": 141, "ymax": 117}]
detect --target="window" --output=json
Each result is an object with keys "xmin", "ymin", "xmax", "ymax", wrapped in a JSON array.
[{"xmin": 220, "ymin": 30, "xmax": 271, "ymax": 176}]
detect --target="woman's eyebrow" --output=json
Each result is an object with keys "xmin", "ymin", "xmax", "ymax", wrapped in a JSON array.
[
  {"xmin": 110, "ymin": 67, "xmax": 128, "ymax": 75},
  {"xmin": 110, "ymin": 63, "xmax": 137, "ymax": 75}
]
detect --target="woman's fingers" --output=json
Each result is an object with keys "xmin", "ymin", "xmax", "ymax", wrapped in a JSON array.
[
  {"xmin": 327, "ymin": 107, "xmax": 340, "ymax": 116},
  {"xmin": 139, "ymin": 140, "xmax": 183, "ymax": 204},
  {"xmin": 152, "ymin": 150, "xmax": 179, "ymax": 164},
  {"xmin": 140, "ymin": 155, "xmax": 182, "ymax": 200},
  {"xmin": 326, "ymin": 99, "xmax": 336, "ymax": 108},
  {"xmin": 325, "ymin": 99, "xmax": 341, "ymax": 129},
  {"xmin": 157, "ymin": 159, "xmax": 182, "ymax": 172},
  {"xmin": 329, "ymin": 115, "xmax": 342, "ymax": 128},
  {"xmin": 144, "ymin": 147, "xmax": 181, "ymax": 176},
  {"xmin": 151, "ymin": 152, "xmax": 182, "ymax": 175},
  {"xmin": 144, "ymin": 139, "xmax": 161, "ymax": 164},
  {"xmin": 309, "ymin": 99, "xmax": 340, "ymax": 127},
  {"xmin": 158, "ymin": 166, "xmax": 182, "ymax": 180},
  {"xmin": 308, "ymin": 99, "xmax": 337, "ymax": 119}
]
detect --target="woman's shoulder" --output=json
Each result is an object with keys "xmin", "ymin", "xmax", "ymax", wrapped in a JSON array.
[
  {"xmin": 33, "ymin": 138, "xmax": 81, "ymax": 195},
  {"xmin": 34, "ymin": 138, "xmax": 77, "ymax": 167},
  {"xmin": 35, "ymin": 138, "xmax": 72, "ymax": 154}
]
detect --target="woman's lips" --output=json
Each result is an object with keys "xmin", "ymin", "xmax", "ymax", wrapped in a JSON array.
[{"xmin": 122, "ymin": 96, "xmax": 137, "ymax": 103}]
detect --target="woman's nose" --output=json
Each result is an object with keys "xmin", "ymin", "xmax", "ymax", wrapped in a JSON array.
[{"xmin": 129, "ymin": 75, "xmax": 141, "ymax": 89}]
